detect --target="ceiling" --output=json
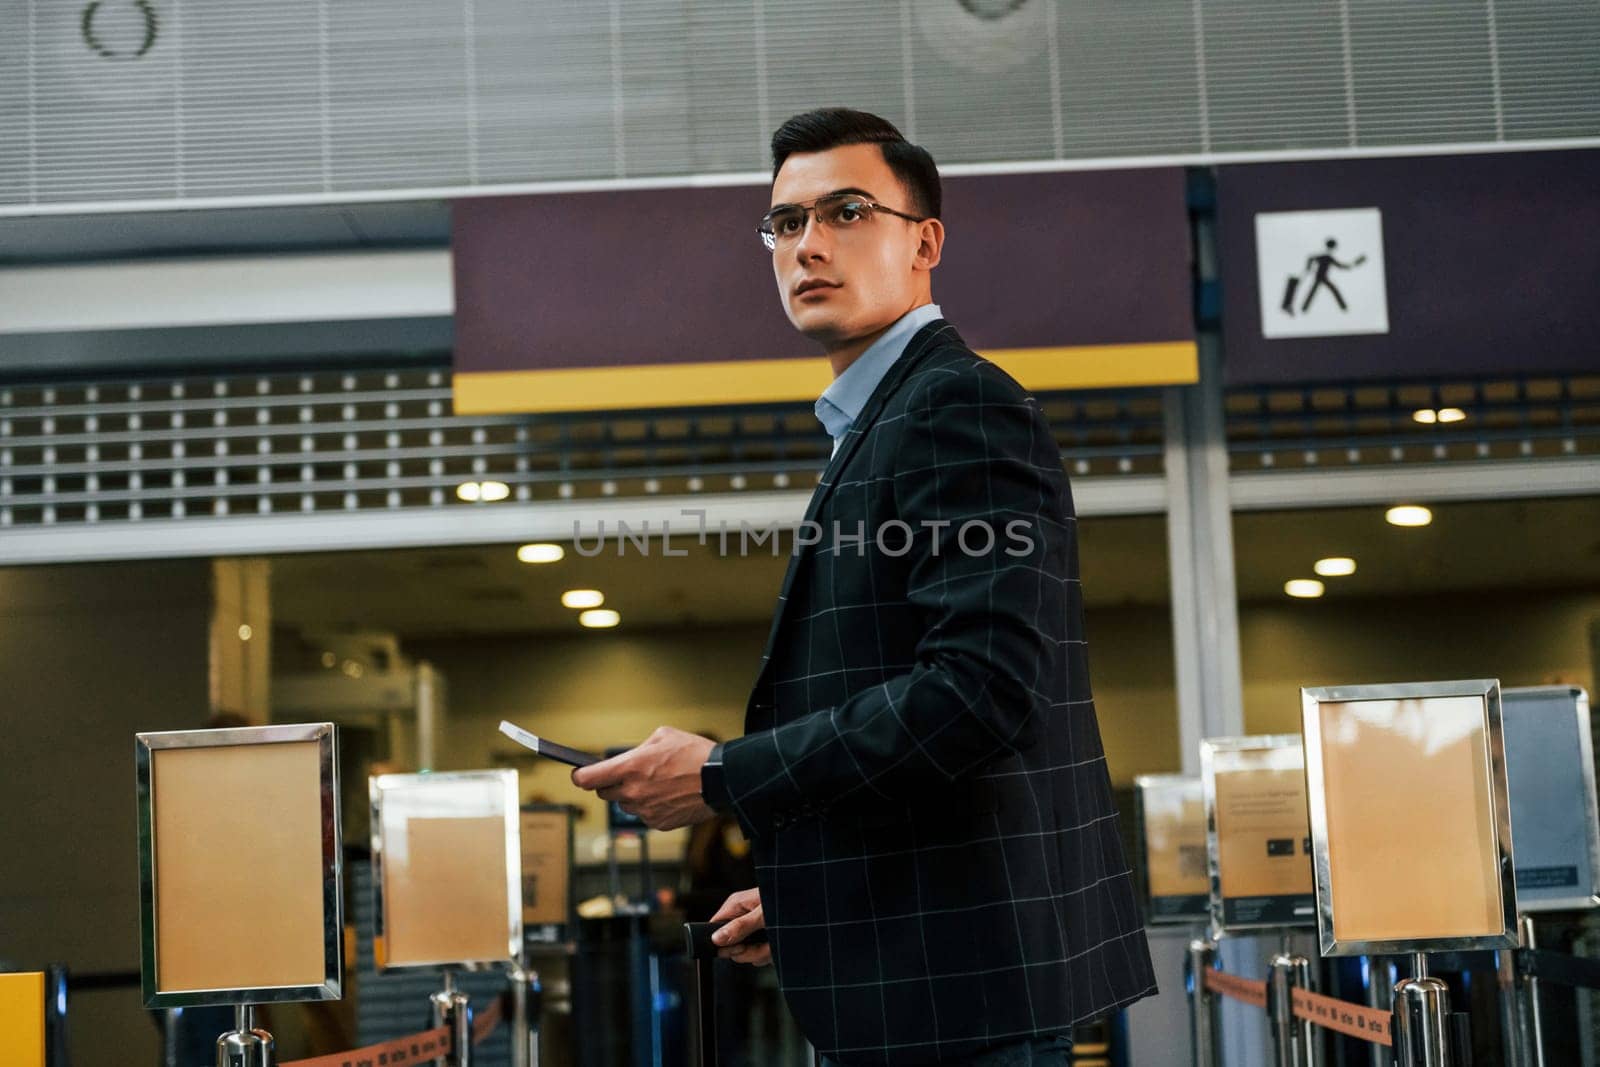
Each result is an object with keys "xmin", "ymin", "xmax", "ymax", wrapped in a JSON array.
[
  {"xmin": 1233, "ymin": 495, "xmax": 1600, "ymax": 603},
  {"xmin": 267, "ymin": 495, "xmax": 1600, "ymax": 641}
]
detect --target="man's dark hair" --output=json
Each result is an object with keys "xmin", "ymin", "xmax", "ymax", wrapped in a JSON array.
[{"xmin": 770, "ymin": 108, "xmax": 942, "ymax": 220}]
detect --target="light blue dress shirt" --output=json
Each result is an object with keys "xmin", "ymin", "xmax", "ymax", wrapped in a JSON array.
[{"xmin": 814, "ymin": 303, "xmax": 943, "ymax": 456}]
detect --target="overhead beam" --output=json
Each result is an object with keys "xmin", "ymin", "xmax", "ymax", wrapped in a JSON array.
[
  {"xmin": 0, "ymin": 475, "xmax": 1166, "ymax": 566},
  {"xmin": 1230, "ymin": 457, "xmax": 1600, "ymax": 511},
  {"xmin": 0, "ymin": 251, "xmax": 453, "ymax": 334}
]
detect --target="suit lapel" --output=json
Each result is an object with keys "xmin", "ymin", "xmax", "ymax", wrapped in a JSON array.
[{"xmin": 754, "ymin": 320, "xmax": 959, "ymax": 675}]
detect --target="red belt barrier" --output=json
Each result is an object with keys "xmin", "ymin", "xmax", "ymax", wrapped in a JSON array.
[
  {"xmin": 1289, "ymin": 986, "xmax": 1392, "ymax": 1046},
  {"xmin": 281, "ymin": 994, "xmax": 507, "ymax": 1067},
  {"xmin": 281, "ymin": 1025, "xmax": 450, "ymax": 1067},
  {"xmin": 1202, "ymin": 968, "xmax": 1267, "ymax": 1009},
  {"xmin": 1202, "ymin": 967, "xmax": 1392, "ymax": 1047},
  {"xmin": 471, "ymin": 994, "xmax": 505, "ymax": 1045}
]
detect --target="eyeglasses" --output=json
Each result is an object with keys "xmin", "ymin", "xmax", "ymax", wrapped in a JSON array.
[{"xmin": 758, "ymin": 193, "xmax": 928, "ymax": 251}]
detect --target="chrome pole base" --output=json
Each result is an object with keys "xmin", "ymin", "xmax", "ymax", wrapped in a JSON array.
[
  {"xmin": 1393, "ymin": 975, "xmax": 1453, "ymax": 1067},
  {"xmin": 216, "ymin": 1006, "xmax": 274, "ymax": 1067}
]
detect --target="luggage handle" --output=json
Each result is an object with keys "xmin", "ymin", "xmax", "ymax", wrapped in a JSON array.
[{"xmin": 684, "ymin": 920, "xmax": 770, "ymax": 960}]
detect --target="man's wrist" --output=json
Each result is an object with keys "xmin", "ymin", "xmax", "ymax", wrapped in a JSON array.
[{"xmin": 700, "ymin": 742, "xmax": 730, "ymax": 811}]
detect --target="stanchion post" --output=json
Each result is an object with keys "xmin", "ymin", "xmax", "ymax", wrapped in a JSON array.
[
  {"xmin": 1365, "ymin": 958, "xmax": 1397, "ymax": 1067},
  {"xmin": 1185, "ymin": 938, "xmax": 1222, "ymax": 1067},
  {"xmin": 509, "ymin": 964, "xmax": 543, "ymax": 1067},
  {"xmin": 1392, "ymin": 955, "xmax": 1452, "ymax": 1067},
  {"xmin": 44, "ymin": 963, "xmax": 69, "ymax": 1067},
  {"xmin": 215, "ymin": 1005, "xmax": 274, "ymax": 1067},
  {"xmin": 1518, "ymin": 915, "xmax": 1546, "ymax": 1067},
  {"xmin": 430, "ymin": 972, "xmax": 473, "ymax": 1067},
  {"xmin": 1498, "ymin": 927, "xmax": 1532, "ymax": 1067},
  {"xmin": 1268, "ymin": 947, "xmax": 1318, "ymax": 1067}
]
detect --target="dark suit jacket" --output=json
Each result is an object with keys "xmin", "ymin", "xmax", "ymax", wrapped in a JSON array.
[{"xmin": 708, "ymin": 320, "xmax": 1157, "ymax": 1065}]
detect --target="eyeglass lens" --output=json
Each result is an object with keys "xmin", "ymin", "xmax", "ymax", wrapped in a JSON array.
[{"xmin": 761, "ymin": 195, "xmax": 870, "ymax": 248}]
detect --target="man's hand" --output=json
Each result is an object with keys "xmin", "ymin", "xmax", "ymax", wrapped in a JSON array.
[
  {"xmin": 709, "ymin": 888, "xmax": 771, "ymax": 967},
  {"xmin": 570, "ymin": 726, "xmax": 717, "ymax": 831}
]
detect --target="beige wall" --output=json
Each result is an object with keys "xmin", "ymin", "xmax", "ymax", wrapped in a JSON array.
[
  {"xmin": 411, "ymin": 625, "xmax": 764, "ymax": 860},
  {"xmin": 1240, "ymin": 589, "xmax": 1600, "ymax": 736},
  {"xmin": 0, "ymin": 560, "xmax": 215, "ymax": 1067},
  {"xmin": 210, "ymin": 558, "xmax": 272, "ymax": 722},
  {"xmin": 1081, "ymin": 606, "xmax": 1183, "ymax": 783}
]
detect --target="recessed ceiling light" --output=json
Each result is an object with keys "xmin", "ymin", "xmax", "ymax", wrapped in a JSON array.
[
  {"xmin": 1386, "ymin": 505, "xmax": 1433, "ymax": 528},
  {"xmin": 579, "ymin": 609, "xmax": 620, "ymax": 629},
  {"xmin": 517, "ymin": 543, "xmax": 565, "ymax": 564},
  {"xmin": 1436, "ymin": 407, "xmax": 1467, "ymax": 423},
  {"xmin": 1412, "ymin": 409, "xmax": 1438, "ymax": 425},
  {"xmin": 237, "ymin": 624, "xmax": 254, "ymax": 641},
  {"xmin": 1284, "ymin": 579, "xmax": 1326, "ymax": 599},
  {"xmin": 561, "ymin": 589, "xmax": 605, "ymax": 610},
  {"xmin": 1313, "ymin": 557, "xmax": 1356, "ymax": 577},
  {"xmin": 456, "ymin": 481, "xmax": 510, "ymax": 502}
]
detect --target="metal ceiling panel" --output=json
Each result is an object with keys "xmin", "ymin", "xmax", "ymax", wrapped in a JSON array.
[{"xmin": 4, "ymin": 0, "xmax": 1598, "ymax": 213}]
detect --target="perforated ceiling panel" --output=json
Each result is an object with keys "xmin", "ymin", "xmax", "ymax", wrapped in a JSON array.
[{"xmin": 2, "ymin": 0, "xmax": 1598, "ymax": 211}]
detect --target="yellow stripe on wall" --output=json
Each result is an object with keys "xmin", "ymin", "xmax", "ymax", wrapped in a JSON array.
[
  {"xmin": 453, "ymin": 340, "xmax": 1197, "ymax": 415},
  {"xmin": 982, "ymin": 341, "xmax": 1198, "ymax": 392},
  {"xmin": 0, "ymin": 972, "xmax": 45, "ymax": 1067}
]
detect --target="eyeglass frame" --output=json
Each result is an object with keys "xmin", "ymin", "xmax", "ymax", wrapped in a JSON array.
[{"xmin": 758, "ymin": 191, "xmax": 929, "ymax": 252}]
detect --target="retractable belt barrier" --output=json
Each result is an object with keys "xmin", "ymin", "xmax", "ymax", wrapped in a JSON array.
[
  {"xmin": 280, "ymin": 992, "xmax": 507, "ymax": 1067},
  {"xmin": 470, "ymin": 994, "xmax": 505, "ymax": 1044},
  {"xmin": 1518, "ymin": 947, "xmax": 1600, "ymax": 990},
  {"xmin": 1201, "ymin": 969, "xmax": 1266, "ymax": 1010},
  {"xmin": 1203, "ymin": 967, "xmax": 1394, "ymax": 1047},
  {"xmin": 1288, "ymin": 986, "xmax": 1393, "ymax": 1046},
  {"xmin": 279, "ymin": 1027, "xmax": 450, "ymax": 1067}
]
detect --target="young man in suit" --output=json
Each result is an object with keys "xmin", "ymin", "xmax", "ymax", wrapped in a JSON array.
[{"xmin": 574, "ymin": 108, "xmax": 1156, "ymax": 1066}]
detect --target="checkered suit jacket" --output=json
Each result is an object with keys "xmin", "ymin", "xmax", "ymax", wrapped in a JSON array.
[{"xmin": 708, "ymin": 320, "xmax": 1157, "ymax": 1065}]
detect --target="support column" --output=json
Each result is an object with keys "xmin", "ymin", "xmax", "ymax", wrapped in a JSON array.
[
  {"xmin": 1167, "ymin": 179, "xmax": 1259, "ymax": 1066},
  {"xmin": 1164, "ymin": 331, "xmax": 1245, "ymax": 772},
  {"xmin": 416, "ymin": 659, "xmax": 441, "ymax": 771}
]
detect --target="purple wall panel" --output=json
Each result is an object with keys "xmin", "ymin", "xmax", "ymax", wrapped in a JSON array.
[
  {"xmin": 1218, "ymin": 149, "xmax": 1600, "ymax": 386},
  {"xmin": 452, "ymin": 168, "xmax": 1193, "ymax": 375}
]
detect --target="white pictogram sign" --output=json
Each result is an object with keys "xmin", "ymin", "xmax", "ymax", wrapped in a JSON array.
[{"xmin": 1256, "ymin": 208, "xmax": 1389, "ymax": 339}]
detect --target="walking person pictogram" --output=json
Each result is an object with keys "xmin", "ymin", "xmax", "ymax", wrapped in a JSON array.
[{"xmin": 1280, "ymin": 238, "xmax": 1367, "ymax": 316}]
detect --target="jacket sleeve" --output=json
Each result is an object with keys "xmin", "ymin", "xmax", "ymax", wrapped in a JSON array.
[{"xmin": 715, "ymin": 364, "xmax": 1070, "ymax": 837}]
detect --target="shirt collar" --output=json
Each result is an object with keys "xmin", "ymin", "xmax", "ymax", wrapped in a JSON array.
[{"xmin": 814, "ymin": 303, "xmax": 943, "ymax": 445}]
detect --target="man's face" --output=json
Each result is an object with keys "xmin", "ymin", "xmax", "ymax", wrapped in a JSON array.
[{"xmin": 769, "ymin": 143, "xmax": 939, "ymax": 347}]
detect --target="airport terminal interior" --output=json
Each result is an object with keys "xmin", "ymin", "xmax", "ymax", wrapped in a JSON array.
[{"xmin": 3, "ymin": 2, "xmax": 1600, "ymax": 1066}]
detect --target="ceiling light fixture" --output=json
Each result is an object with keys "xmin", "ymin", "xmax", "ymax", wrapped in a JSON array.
[
  {"xmin": 561, "ymin": 589, "xmax": 605, "ymax": 610},
  {"xmin": 1436, "ymin": 407, "xmax": 1467, "ymax": 423},
  {"xmin": 456, "ymin": 481, "xmax": 510, "ymax": 502},
  {"xmin": 517, "ymin": 543, "xmax": 565, "ymax": 564},
  {"xmin": 1284, "ymin": 579, "xmax": 1326, "ymax": 599},
  {"xmin": 1412, "ymin": 409, "xmax": 1438, "ymax": 425},
  {"xmin": 579, "ymin": 609, "xmax": 620, "ymax": 629},
  {"xmin": 1313, "ymin": 557, "xmax": 1357, "ymax": 577},
  {"xmin": 1385, "ymin": 505, "xmax": 1433, "ymax": 528}
]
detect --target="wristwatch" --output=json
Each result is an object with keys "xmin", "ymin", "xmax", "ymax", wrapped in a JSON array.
[{"xmin": 700, "ymin": 742, "xmax": 729, "ymax": 811}]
